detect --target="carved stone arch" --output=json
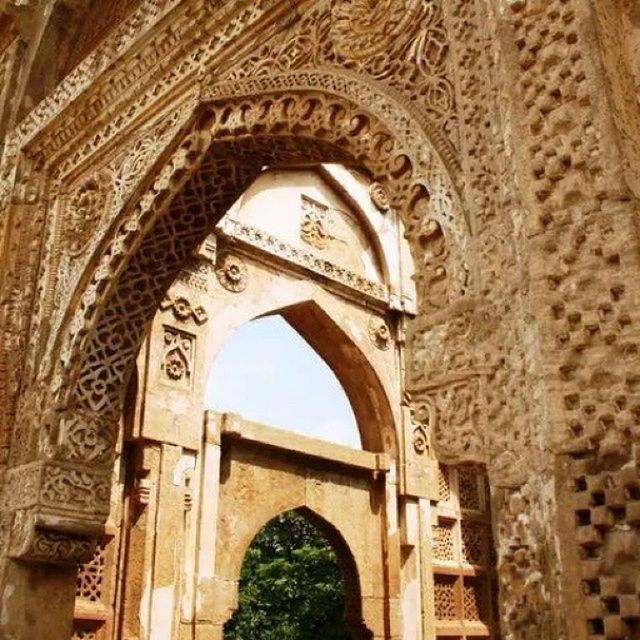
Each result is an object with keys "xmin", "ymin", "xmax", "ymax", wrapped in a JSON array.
[
  {"xmin": 206, "ymin": 296, "xmax": 400, "ymax": 456},
  {"xmin": 11, "ymin": 69, "xmax": 472, "ymax": 558},
  {"xmin": 225, "ymin": 506, "xmax": 374, "ymax": 640},
  {"xmin": 277, "ymin": 299, "xmax": 398, "ymax": 456}
]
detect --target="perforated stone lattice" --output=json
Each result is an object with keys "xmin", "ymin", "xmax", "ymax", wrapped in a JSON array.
[
  {"xmin": 75, "ymin": 537, "xmax": 108, "ymax": 603},
  {"xmin": 431, "ymin": 465, "xmax": 497, "ymax": 634}
]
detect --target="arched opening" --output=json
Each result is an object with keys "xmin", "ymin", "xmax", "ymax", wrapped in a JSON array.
[
  {"xmin": 206, "ymin": 315, "xmax": 362, "ymax": 449},
  {"xmin": 11, "ymin": 75, "xmax": 468, "ymax": 640},
  {"xmin": 224, "ymin": 508, "xmax": 371, "ymax": 640}
]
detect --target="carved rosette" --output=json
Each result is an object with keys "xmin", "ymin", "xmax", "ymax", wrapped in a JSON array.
[
  {"xmin": 215, "ymin": 252, "xmax": 248, "ymax": 292},
  {"xmin": 369, "ymin": 316, "xmax": 392, "ymax": 350},
  {"xmin": 369, "ymin": 182, "xmax": 390, "ymax": 212},
  {"xmin": 161, "ymin": 326, "xmax": 194, "ymax": 386}
]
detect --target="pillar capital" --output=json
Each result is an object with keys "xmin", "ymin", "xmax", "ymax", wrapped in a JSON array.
[{"xmin": 1, "ymin": 407, "xmax": 116, "ymax": 564}]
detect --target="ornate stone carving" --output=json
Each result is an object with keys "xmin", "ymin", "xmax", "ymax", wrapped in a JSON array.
[
  {"xmin": 331, "ymin": 0, "xmax": 426, "ymax": 62},
  {"xmin": 178, "ymin": 256, "xmax": 212, "ymax": 292},
  {"xmin": 417, "ymin": 217, "xmax": 449, "ymax": 310},
  {"xmin": 219, "ymin": 218, "xmax": 388, "ymax": 303},
  {"xmin": 57, "ymin": 410, "xmax": 116, "ymax": 466},
  {"xmin": 75, "ymin": 536, "xmax": 109, "ymax": 603},
  {"xmin": 161, "ymin": 326, "xmax": 194, "ymax": 386},
  {"xmin": 369, "ymin": 182, "xmax": 390, "ymax": 212},
  {"xmin": 8, "ymin": 509, "xmax": 95, "ymax": 564},
  {"xmin": 40, "ymin": 464, "xmax": 111, "ymax": 516},
  {"xmin": 300, "ymin": 195, "xmax": 332, "ymax": 250},
  {"xmin": 159, "ymin": 293, "xmax": 208, "ymax": 325},
  {"xmin": 215, "ymin": 252, "xmax": 248, "ymax": 293},
  {"xmin": 419, "ymin": 379, "xmax": 484, "ymax": 462},
  {"xmin": 222, "ymin": 2, "xmax": 457, "ymax": 158},
  {"xmin": 412, "ymin": 425, "xmax": 429, "ymax": 455},
  {"xmin": 409, "ymin": 397, "xmax": 433, "ymax": 456},
  {"xmin": 65, "ymin": 175, "xmax": 111, "ymax": 257},
  {"xmin": 369, "ymin": 317, "xmax": 392, "ymax": 351}
]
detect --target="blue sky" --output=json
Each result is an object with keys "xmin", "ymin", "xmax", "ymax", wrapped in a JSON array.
[{"xmin": 204, "ymin": 315, "xmax": 361, "ymax": 449}]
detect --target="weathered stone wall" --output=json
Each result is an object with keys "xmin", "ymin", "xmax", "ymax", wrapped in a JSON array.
[{"xmin": 0, "ymin": 0, "xmax": 639, "ymax": 638}]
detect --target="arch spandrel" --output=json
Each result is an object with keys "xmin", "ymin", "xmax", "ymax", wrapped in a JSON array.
[{"xmin": 7, "ymin": 70, "xmax": 472, "ymax": 562}]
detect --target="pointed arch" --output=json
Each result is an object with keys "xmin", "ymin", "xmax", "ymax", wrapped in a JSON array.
[
  {"xmin": 206, "ymin": 315, "xmax": 362, "ymax": 449},
  {"xmin": 206, "ymin": 297, "xmax": 399, "ymax": 455},
  {"xmin": 21, "ymin": 69, "xmax": 471, "ymax": 546},
  {"xmin": 227, "ymin": 506, "xmax": 373, "ymax": 640}
]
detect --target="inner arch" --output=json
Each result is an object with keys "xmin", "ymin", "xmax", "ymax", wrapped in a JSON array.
[
  {"xmin": 206, "ymin": 315, "xmax": 361, "ymax": 449},
  {"xmin": 224, "ymin": 508, "xmax": 370, "ymax": 640}
]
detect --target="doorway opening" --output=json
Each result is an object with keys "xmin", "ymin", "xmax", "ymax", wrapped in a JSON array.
[{"xmin": 224, "ymin": 509, "xmax": 358, "ymax": 640}]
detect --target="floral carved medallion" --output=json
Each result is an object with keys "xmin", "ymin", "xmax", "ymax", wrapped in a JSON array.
[
  {"xmin": 369, "ymin": 316, "xmax": 392, "ymax": 350},
  {"xmin": 215, "ymin": 252, "xmax": 248, "ymax": 293},
  {"xmin": 161, "ymin": 326, "xmax": 194, "ymax": 386}
]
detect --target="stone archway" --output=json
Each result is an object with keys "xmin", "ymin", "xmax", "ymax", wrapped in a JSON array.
[
  {"xmin": 1, "ymin": 69, "xmax": 470, "ymax": 638},
  {"xmin": 223, "ymin": 507, "xmax": 373, "ymax": 640}
]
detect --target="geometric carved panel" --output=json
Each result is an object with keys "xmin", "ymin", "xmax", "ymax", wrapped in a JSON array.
[
  {"xmin": 438, "ymin": 464, "xmax": 452, "ymax": 503},
  {"xmin": 461, "ymin": 521, "xmax": 488, "ymax": 566},
  {"xmin": 76, "ymin": 537, "xmax": 108, "ymax": 603},
  {"xmin": 434, "ymin": 574, "xmax": 459, "ymax": 621},
  {"xmin": 433, "ymin": 522, "xmax": 456, "ymax": 562},
  {"xmin": 431, "ymin": 464, "xmax": 499, "ymax": 638},
  {"xmin": 458, "ymin": 465, "xmax": 481, "ymax": 511}
]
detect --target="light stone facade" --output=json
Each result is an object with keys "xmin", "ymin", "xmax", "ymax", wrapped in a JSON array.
[{"xmin": 1, "ymin": 1, "xmax": 640, "ymax": 639}]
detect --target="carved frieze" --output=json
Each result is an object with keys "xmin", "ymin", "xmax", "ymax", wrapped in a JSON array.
[
  {"xmin": 219, "ymin": 218, "xmax": 388, "ymax": 303},
  {"xmin": 2, "ymin": 461, "xmax": 111, "ymax": 526},
  {"xmin": 40, "ymin": 464, "xmax": 111, "ymax": 515}
]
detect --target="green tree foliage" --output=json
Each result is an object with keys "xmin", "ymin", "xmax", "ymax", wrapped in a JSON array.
[{"xmin": 224, "ymin": 511, "xmax": 353, "ymax": 640}]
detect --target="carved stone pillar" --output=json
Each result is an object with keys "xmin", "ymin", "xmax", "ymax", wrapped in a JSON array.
[
  {"xmin": 1, "ymin": 407, "xmax": 116, "ymax": 565},
  {"xmin": 0, "ymin": 408, "xmax": 115, "ymax": 639}
]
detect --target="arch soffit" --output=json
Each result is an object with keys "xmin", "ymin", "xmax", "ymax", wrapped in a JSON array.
[{"xmin": 46, "ymin": 68, "xmax": 471, "ymax": 446}]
